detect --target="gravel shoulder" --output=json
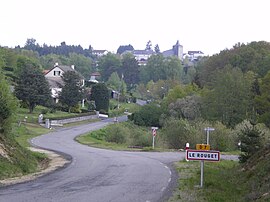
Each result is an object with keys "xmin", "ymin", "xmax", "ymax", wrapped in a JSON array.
[{"xmin": 0, "ymin": 147, "xmax": 70, "ymax": 187}]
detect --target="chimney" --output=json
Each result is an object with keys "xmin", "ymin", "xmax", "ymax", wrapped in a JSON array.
[
  {"xmin": 54, "ymin": 62, "xmax": 59, "ymax": 67},
  {"xmin": 71, "ymin": 65, "xmax": 75, "ymax": 70}
]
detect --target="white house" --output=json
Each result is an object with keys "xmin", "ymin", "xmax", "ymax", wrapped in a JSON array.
[
  {"xmin": 45, "ymin": 63, "xmax": 84, "ymax": 103},
  {"xmin": 92, "ymin": 50, "xmax": 108, "ymax": 57}
]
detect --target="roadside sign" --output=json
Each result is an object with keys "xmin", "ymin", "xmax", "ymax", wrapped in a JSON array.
[
  {"xmin": 196, "ymin": 144, "xmax": 210, "ymax": 150},
  {"xmin": 152, "ymin": 129, "xmax": 156, "ymax": 136},
  {"xmin": 151, "ymin": 127, "xmax": 158, "ymax": 137},
  {"xmin": 186, "ymin": 150, "xmax": 220, "ymax": 161}
]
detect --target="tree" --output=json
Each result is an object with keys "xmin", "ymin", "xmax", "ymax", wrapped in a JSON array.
[
  {"xmin": 255, "ymin": 71, "xmax": 270, "ymax": 127},
  {"xmin": 59, "ymin": 71, "xmax": 84, "ymax": 113},
  {"xmin": 201, "ymin": 66, "xmax": 252, "ymax": 128},
  {"xmin": 116, "ymin": 44, "xmax": 134, "ymax": 54},
  {"xmin": 90, "ymin": 83, "xmax": 109, "ymax": 112},
  {"xmin": 154, "ymin": 44, "xmax": 160, "ymax": 53},
  {"xmin": 131, "ymin": 104, "xmax": 163, "ymax": 127},
  {"xmin": 145, "ymin": 40, "xmax": 152, "ymax": 51},
  {"xmin": 14, "ymin": 57, "xmax": 51, "ymax": 113},
  {"xmin": 106, "ymin": 72, "xmax": 121, "ymax": 90},
  {"xmin": 98, "ymin": 53, "xmax": 121, "ymax": 81},
  {"xmin": 120, "ymin": 53, "xmax": 139, "ymax": 90},
  {"xmin": 0, "ymin": 71, "xmax": 17, "ymax": 134},
  {"xmin": 238, "ymin": 124, "xmax": 263, "ymax": 163}
]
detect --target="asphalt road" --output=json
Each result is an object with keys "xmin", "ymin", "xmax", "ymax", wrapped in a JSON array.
[{"xmin": 0, "ymin": 117, "xmax": 238, "ymax": 202}]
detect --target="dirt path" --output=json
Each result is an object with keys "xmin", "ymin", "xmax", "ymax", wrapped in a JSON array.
[{"xmin": 0, "ymin": 148, "xmax": 69, "ymax": 186}]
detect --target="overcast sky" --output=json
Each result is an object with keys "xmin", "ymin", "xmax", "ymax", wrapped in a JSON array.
[{"xmin": 1, "ymin": 0, "xmax": 270, "ymax": 56}]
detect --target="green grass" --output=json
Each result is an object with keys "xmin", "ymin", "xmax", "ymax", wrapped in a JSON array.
[
  {"xmin": 14, "ymin": 123, "xmax": 51, "ymax": 148},
  {"xmin": 169, "ymin": 160, "xmax": 247, "ymax": 202}
]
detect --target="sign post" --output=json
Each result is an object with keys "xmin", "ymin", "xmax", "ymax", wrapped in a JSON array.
[
  {"xmin": 151, "ymin": 127, "xmax": 158, "ymax": 149},
  {"xmin": 186, "ymin": 127, "xmax": 216, "ymax": 188}
]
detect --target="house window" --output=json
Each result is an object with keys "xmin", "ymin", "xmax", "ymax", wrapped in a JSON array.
[{"xmin": 54, "ymin": 71, "xmax": 61, "ymax": 76}]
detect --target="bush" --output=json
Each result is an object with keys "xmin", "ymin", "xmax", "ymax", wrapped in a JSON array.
[
  {"xmin": 128, "ymin": 129, "xmax": 152, "ymax": 147},
  {"xmin": 131, "ymin": 103, "xmax": 163, "ymax": 127},
  {"xmin": 105, "ymin": 124, "xmax": 127, "ymax": 144}
]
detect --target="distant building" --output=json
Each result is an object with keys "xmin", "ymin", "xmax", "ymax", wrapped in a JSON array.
[
  {"xmin": 44, "ymin": 63, "xmax": 84, "ymax": 103},
  {"xmin": 186, "ymin": 51, "xmax": 204, "ymax": 61},
  {"xmin": 162, "ymin": 40, "xmax": 183, "ymax": 61},
  {"xmin": 92, "ymin": 50, "xmax": 108, "ymax": 57}
]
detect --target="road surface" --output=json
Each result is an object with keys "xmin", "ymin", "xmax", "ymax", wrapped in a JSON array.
[{"xmin": 0, "ymin": 117, "xmax": 237, "ymax": 202}]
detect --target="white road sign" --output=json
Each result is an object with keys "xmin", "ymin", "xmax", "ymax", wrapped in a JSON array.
[{"xmin": 186, "ymin": 150, "xmax": 220, "ymax": 162}]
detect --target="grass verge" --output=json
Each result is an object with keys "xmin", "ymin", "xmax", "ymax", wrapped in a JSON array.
[{"xmin": 168, "ymin": 160, "xmax": 247, "ymax": 202}]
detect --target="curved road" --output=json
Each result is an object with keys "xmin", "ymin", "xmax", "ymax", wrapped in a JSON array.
[{"xmin": 0, "ymin": 118, "xmax": 238, "ymax": 202}]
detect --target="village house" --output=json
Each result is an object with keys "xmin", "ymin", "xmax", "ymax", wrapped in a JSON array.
[{"xmin": 44, "ymin": 63, "xmax": 85, "ymax": 104}]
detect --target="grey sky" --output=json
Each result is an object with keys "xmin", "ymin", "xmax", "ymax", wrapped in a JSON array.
[{"xmin": 1, "ymin": 0, "xmax": 270, "ymax": 55}]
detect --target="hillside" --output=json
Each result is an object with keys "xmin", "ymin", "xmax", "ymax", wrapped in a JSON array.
[{"xmin": 240, "ymin": 144, "xmax": 270, "ymax": 201}]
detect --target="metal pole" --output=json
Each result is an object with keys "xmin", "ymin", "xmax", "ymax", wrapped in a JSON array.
[
  {"xmin": 152, "ymin": 136, "xmax": 155, "ymax": 149},
  {"xmin": 206, "ymin": 128, "xmax": 210, "ymax": 145},
  {"xmin": 200, "ymin": 160, "xmax": 204, "ymax": 188}
]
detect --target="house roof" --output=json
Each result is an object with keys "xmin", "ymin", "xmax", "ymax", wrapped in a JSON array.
[
  {"xmin": 162, "ymin": 49, "xmax": 174, "ymax": 57},
  {"xmin": 133, "ymin": 50, "xmax": 155, "ymax": 55},
  {"xmin": 188, "ymin": 51, "xmax": 204, "ymax": 55},
  {"xmin": 45, "ymin": 64, "xmax": 75, "ymax": 76},
  {"xmin": 93, "ymin": 50, "xmax": 107, "ymax": 54},
  {"xmin": 46, "ymin": 77, "xmax": 64, "ymax": 88}
]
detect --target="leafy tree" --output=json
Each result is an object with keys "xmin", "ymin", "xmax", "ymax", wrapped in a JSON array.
[
  {"xmin": 98, "ymin": 53, "xmax": 121, "ymax": 81},
  {"xmin": 168, "ymin": 95, "xmax": 201, "ymax": 120},
  {"xmin": 14, "ymin": 57, "xmax": 51, "ymax": 113},
  {"xmin": 0, "ymin": 71, "xmax": 17, "ymax": 134},
  {"xmin": 106, "ymin": 72, "xmax": 121, "ymax": 90},
  {"xmin": 201, "ymin": 66, "xmax": 252, "ymax": 128},
  {"xmin": 154, "ymin": 44, "xmax": 160, "ymax": 53},
  {"xmin": 59, "ymin": 71, "xmax": 84, "ymax": 113},
  {"xmin": 140, "ymin": 55, "xmax": 183, "ymax": 83},
  {"xmin": 116, "ymin": 44, "xmax": 134, "ymax": 54},
  {"xmin": 161, "ymin": 118, "xmax": 192, "ymax": 149},
  {"xmin": 68, "ymin": 53, "xmax": 93, "ymax": 78},
  {"xmin": 255, "ymin": 71, "xmax": 270, "ymax": 127},
  {"xmin": 238, "ymin": 124, "xmax": 263, "ymax": 163},
  {"xmin": 131, "ymin": 104, "xmax": 163, "ymax": 127},
  {"xmin": 90, "ymin": 83, "xmax": 109, "ymax": 112},
  {"xmin": 121, "ymin": 53, "xmax": 139, "ymax": 90},
  {"xmin": 145, "ymin": 40, "xmax": 152, "ymax": 51}
]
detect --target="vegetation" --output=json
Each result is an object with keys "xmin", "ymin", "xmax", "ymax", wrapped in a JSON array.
[
  {"xmin": 90, "ymin": 83, "xmax": 110, "ymax": 112},
  {"xmin": 59, "ymin": 71, "xmax": 84, "ymax": 113},
  {"xmin": 14, "ymin": 57, "xmax": 52, "ymax": 113}
]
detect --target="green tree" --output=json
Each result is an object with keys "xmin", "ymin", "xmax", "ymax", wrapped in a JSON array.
[
  {"xmin": 0, "ymin": 71, "xmax": 17, "ymax": 134},
  {"xmin": 90, "ymin": 83, "xmax": 109, "ymax": 112},
  {"xmin": 121, "ymin": 53, "xmax": 139, "ymax": 90},
  {"xmin": 116, "ymin": 44, "xmax": 134, "ymax": 54},
  {"xmin": 59, "ymin": 71, "xmax": 84, "ymax": 113},
  {"xmin": 106, "ymin": 72, "xmax": 121, "ymax": 90},
  {"xmin": 238, "ymin": 124, "xmax": 263, "ymax": 163},
  {"xmin": 98, "ymin": 53, "xmax": 121, "ymax": 81},
  {"xmin": 201, "ymin": 66, "xmax": 252, "ymax": 128},
  {"xmin": 14, "ymin": 57, "xmax": 51, "ymax": 113},
  {"xmin": 255, "ymin": 71, "xmax": 270, "ymax": 127},
  {"xmin": 68, "ymin": 53, "xmax": 93, "ymax": 78},
  {"xmin": 131, "ymin": 104, "xmax": 163, "ymax": 127}
]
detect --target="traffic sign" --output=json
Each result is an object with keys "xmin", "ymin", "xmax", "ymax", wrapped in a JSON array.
[
  {"xmin": 152, "ymin": 129, "xmax": 156, "ymax": 136},
  {"xmin": 186, "ymin": 150, "xmax": 220, "ymax": 161},
  {"xmin": 196, "ymin": 144, "xmax": 210, "ymax": 150}
]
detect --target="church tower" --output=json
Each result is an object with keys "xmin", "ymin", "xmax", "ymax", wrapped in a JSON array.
[{"xmin": 173, "ymin": 40, "xmax": 183, "ymax": 60}]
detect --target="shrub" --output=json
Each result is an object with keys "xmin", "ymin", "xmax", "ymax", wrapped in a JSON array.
[
  {"xmin": 238, "ymin": 124, "xmax": 264, "ymax": 163},
  {"xmin": 105, "ymin": 124, "xmax": 127, "ymax": 144},
  {"xmin": 131, "ymin": 103, "xmax": 163, "ymax": 127}
]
